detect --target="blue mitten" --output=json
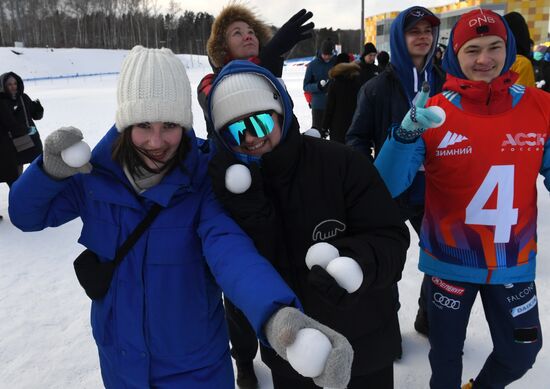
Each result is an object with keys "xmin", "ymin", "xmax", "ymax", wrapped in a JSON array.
[{"xmin": 395, "ymin": 82, "xmax": 444, "ymax": 143}]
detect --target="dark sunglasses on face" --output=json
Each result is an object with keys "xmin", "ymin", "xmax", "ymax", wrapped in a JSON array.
[{"xmin": 221, "ymin": 111, "xmax": 276, "ymax": 146}]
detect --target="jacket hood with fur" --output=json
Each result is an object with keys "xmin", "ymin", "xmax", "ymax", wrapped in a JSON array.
[
  {"xmin": 207, "ymin": 4, "xmax": 272, "ymax": 69},
  {"xmin": 329, "ymin": 62, "xmax": 361, "ymax": 79}
]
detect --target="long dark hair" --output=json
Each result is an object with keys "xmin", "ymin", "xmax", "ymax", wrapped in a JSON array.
[{"xmin": 111, "ymin": 126, "xmax": 191, "ymax": 177}]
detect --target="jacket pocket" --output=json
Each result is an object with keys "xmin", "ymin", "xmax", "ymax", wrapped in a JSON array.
[
  {"xmin": 145, "ymin": 227, "xmax": 209, "ymax": 356},
  {"xmin": 79, "ymin": 218, "xmax": 121, "ymax": 346}
]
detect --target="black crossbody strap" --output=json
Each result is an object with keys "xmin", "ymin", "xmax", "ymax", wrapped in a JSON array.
[{"xmin": 113, "ymin": 203, "xmax": 162, "ymax": 267}]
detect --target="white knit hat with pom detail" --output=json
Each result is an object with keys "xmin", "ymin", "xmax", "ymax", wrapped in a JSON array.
[
  {"xmin": 210, "ymin": 72, "xmax": 284, "ymax": 131},
  {"xmin": 115, "ymin": 45, "xmax": 193, "ymax": 132}
]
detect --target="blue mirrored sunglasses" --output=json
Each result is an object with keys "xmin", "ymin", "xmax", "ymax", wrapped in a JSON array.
[{"xmin": 221, "ymin": 111, "xmax": 275, "ymax": 146}]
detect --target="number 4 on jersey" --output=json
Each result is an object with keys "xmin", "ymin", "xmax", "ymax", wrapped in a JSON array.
[{"xmin": 465, "ymin": 165, "xmax": 518, "ymax": 243}]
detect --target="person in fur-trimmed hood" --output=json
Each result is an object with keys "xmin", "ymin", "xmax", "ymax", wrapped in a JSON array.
[
  {"xmin": 322, "ymin": 53, "xmax": 362, "ymax": 144},
  {"xmin": 197, "ymin": 4, "xmax": 314, "ymax": 117}
]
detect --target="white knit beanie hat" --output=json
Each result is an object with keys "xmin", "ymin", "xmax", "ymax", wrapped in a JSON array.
[
  {"xmin": 115, "ymin": 45, "xmax": 193, "ymax": 131},
  {"xmin": 210, "ymin": 73, "xmax": 284, "ymax": 131}
]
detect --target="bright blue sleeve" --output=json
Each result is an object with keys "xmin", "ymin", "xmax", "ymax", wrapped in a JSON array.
[
  {"xmin": 8, "ymin": 157, "xmax": 83, "ymax": 231},
  {"xmin": 541, "ymin": 138, "xmax": 550, "ymax": 192},
  {"xmin": 197, "ymin": 184, "xmax": 300, "ymax": 345},
  {"xmin": 374, "ymin": 133, "xmax": 426, "ymax": 198}
]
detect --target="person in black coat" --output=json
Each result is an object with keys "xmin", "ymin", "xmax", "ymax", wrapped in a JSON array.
[
  {"xmin": 0, "ymin": 72, "xmax": 44, "ymax": 219},
  {"xmin": 346, "ymin": 6, "xmax": 445, "ymax": 338},
  {"xmin": 322, "ymin": 53, "xmax": 362, "ymax": 143},
  {"xmin": 207, "ymin": 61, "xmax": 409, "ymax": 388},
  {"xmin": 0, "ymin": 72, "xmax": 43, "ymax": 165},
  {"xmin": 357, "ymin": 42, "xmax": 380, "ymax": 86},
  {"xmin": 377, "ymin": 50, "xmax": 390, "ymax": 71}
]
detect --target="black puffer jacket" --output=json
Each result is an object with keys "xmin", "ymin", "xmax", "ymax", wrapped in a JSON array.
[
  {"xmin": 212, "ymin": 119, "xmax": 410, "ymax": 377},
  {"xmin": 322, "ymin": 62, "xmax": 362, "ymax": 144},
  {"xmin": 346, "ymin": 64, "xmax": 444, "ymax": 157}
]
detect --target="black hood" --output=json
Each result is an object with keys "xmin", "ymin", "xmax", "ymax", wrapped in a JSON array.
[
  {"xmin": 504, "ymin": 12, "xmax": 531, "ymax": 57},
  {"xmin": 0, "ymin": 72, "xmax": 24, "ymax": 96}
]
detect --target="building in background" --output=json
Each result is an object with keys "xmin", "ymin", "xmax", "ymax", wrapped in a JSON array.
[{"xmin": 365, "ymin": 0, "xmax": 550, "ymax": 53}]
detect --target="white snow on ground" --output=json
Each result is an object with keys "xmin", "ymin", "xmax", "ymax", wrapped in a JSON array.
[{"xmin": 0, "ymin": 47, "xmax": 549, "ymax": 388}]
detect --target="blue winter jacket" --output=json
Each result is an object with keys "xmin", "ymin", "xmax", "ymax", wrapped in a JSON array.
[
  {"xmin": 303, "ymin": 54, "xmax": 337, "ymax": 110},
  {"xmin": 9, "ymin": 127, "xmax": 299, "ymax": 387}
]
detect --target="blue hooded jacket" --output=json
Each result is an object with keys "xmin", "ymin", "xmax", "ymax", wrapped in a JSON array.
[
  {"xmin": 390, "ymin": 6, "xmax": 440, "ymax": 105},
  {"xmin": 9, "ymin": 126, "xmax": 299, "ymax": 387}
]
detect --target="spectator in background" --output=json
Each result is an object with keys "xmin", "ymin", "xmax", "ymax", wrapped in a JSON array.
[
  {"xmin": 504, "ymin": 11, "xmax": 535, "ymax": 86},
  {"xmin": 533, "ymin": 45, "xmax": 550, "ymax": 92},
  {"xmin": 0, "ymin": 72, "xmax": 44, "ymax": 220},
  {"xmin": 322, "ymin": 53, "xmax": 362, "ymax": 143},
  {"xmin": 377, "ymin": 50, "xmax": 390, "ymax": 71},
  {"xmin": 433, "ymin": 46, "xmax": 443, "ymax": 67},
  {"xmin": 357, "ymin": 42, "xmax": 380, "ymax": 85},
  {"xmin": 303, "ymin": 39, "xmax": 336, "ymax": 133}
]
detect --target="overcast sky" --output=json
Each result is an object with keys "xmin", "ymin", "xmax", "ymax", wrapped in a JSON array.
[{"xmin": 160, "ymin": 0, "xmax": 458, "ymax": 30}]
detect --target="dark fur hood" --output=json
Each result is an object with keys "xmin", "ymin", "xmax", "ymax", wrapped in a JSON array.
[{"xmin": 329, "ymin": 62, "xmax": 360, "ymax": 79}]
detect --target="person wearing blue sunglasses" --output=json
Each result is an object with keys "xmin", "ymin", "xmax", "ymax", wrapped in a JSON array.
[{"xmin": 207, "ymin": 60, "xmax": 410, "ymax": 389}]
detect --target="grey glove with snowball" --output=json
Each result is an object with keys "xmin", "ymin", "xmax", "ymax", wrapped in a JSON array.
[
  {"xmin": 43, "ymin": 127, "xmax": 92, "ymax": 179},
  {"xmin": 264, "ymin": 306, "xmax": 353, "ymax": 388}
]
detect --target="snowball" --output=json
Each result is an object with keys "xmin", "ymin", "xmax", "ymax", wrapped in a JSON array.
[
  {"xmin": 427, "ymin": 105, "xmax": 446, "ymax": 128},
  {"xmin": 305, "ymin": 242, "xmax": 340, "ymax": 270},
  {"xmin": 286, "ymin": 328, "xmax": 332, "ymax": 378},
  {"xmin": 326, "ymin": 256, "xmax": 364, "ymax": 293},
  {"xmin": 61, "ymin": 141, "xmax": 91, "ymax": 168},
  {"xmin": 303, "ymin": 128, "xmax": 321, "ymax": 138},
  {"xmin": 225, "ymin": 164, "xmax": 252, "ymax": 194}
]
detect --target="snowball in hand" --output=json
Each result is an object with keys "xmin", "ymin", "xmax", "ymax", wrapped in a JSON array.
[
  {"xmin": 305, "ymin": 242, "xmax": 340, "ymax": 270},
  {"xmin": 225, "ymin": 164, "xmax": 252, "ymax": 194},
  {"xmin": 426, "ymin": 106, "xmax": 446, "ymax": 128},
  {"xmin": 326, "ymin": 256, "xmax": 364, "ymax": 293},
  {"xmin": 60, "ymin": 141, "xmax": 91, "ymax": 168},
  {"xmin": 286, "ymin": 328, "xmax": 332, "ymax": 378}
]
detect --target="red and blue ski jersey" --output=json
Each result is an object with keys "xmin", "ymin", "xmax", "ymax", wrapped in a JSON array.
[{"xmin": 375, "ymin": 86, "xmax": 550, "ymax": 284}]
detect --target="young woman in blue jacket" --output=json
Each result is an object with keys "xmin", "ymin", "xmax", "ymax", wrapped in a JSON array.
[{"xmin": 8, "ymin": 46, "xmax": 352, "ymax": 389}]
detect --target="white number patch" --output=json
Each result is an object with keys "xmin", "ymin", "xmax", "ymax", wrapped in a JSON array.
[{"xmin": 465, "ymin": 165, "xmax": 518, "ymax": 243}]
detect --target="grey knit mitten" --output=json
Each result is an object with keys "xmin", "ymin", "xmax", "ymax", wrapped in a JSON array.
[
  {"xmin": 264, "ymin": 307, "xmax": 353, "ymax": 388},
  {"xmin": 43, "ymin": 127, "xmax": 92, "ymax": 179}
]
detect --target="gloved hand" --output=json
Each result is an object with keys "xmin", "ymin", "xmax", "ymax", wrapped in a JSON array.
[
  {"xmin": 317, "ymin": 79, "xmax": 330, "ymax": 92},
  {"xmin": 262, "ymin": 9, "xmax": 314, "ymax": 58},
  {"xmin": 208, "ymin": 147, "xmax": 269, "ymax": 217},
  {"xmin": 264, "ymin": 307, "xmax": 353, "ymax": 388},
  {"xmin": 43, "ymin": 127, "xmax": 92, "ymax": 179},
  {"xmin": 308, "ymin": 265, "xmax": 349, "ymax": 305},
  {"xmin": 395, "ymin": 81, "xmax": 444, "ymax": 143}
]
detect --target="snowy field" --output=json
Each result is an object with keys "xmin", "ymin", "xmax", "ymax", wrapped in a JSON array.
[{"xmin": 0, "ymin": 47, "xmax": 549, "ymax": 388}]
